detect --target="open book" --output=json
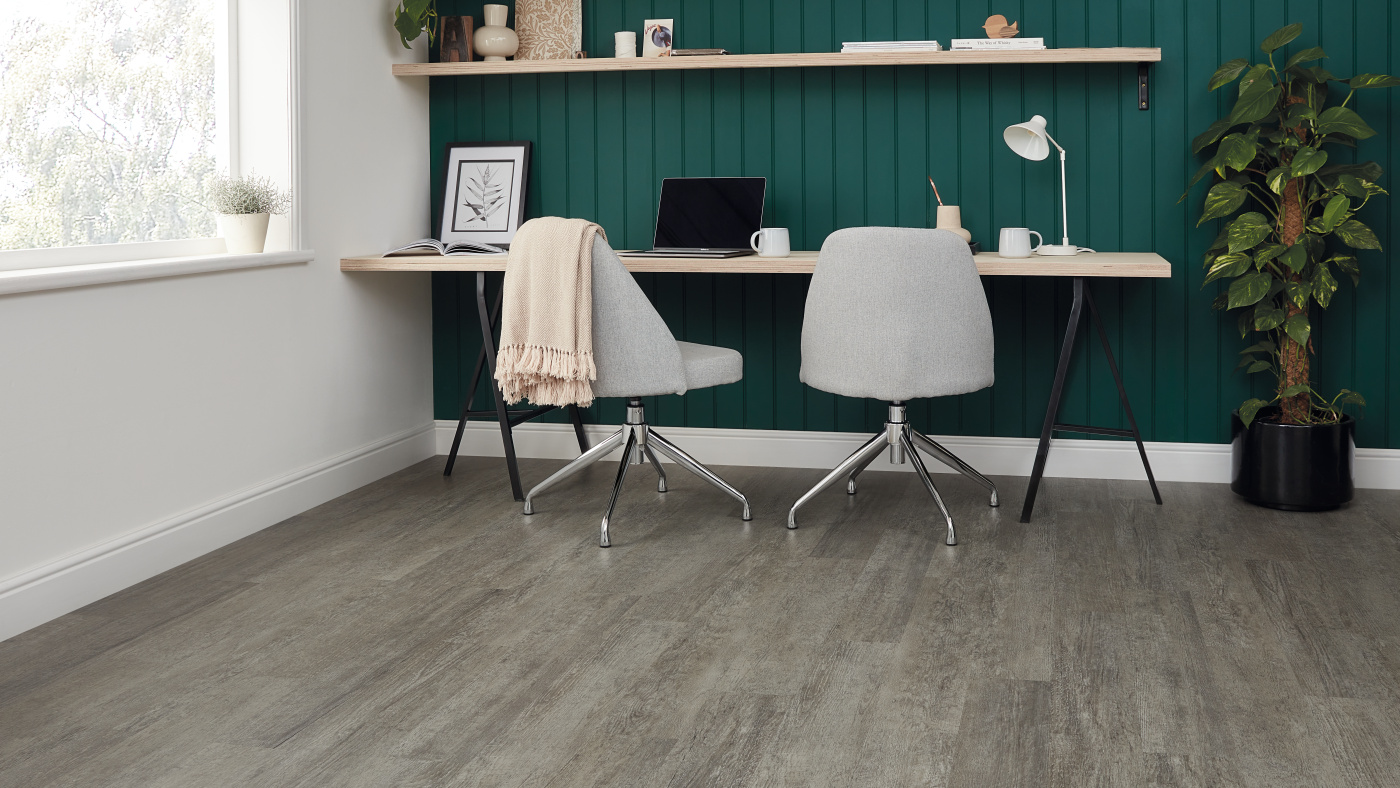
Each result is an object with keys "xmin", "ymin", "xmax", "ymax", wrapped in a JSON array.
[{"xmin": 385, "ymin": 238, "xmax": 506, "ymax": 257}]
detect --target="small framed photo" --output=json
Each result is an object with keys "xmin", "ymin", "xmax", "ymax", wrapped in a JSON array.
[
  {"xmin": 643, "ymin": 19, "xmax": 673, "ymax": 57},
  {"xmin": 440, "ymin": 141, "xmax": 532, "ymax": 246}
]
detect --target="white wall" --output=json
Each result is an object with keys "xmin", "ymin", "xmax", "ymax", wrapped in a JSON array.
[{"xmin": 0, "ymin": 0, "xmax": 436, "ymax": 640}]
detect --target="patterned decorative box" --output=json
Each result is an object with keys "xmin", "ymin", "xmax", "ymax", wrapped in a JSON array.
[{"xmin": 515, "ymin": 0, "xmax": 582, "ymax": 61}]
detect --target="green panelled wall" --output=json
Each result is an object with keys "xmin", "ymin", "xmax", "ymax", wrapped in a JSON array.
[{"xmin": 429, "ymin": 0, "xmax": 1400, "ymax": 449}]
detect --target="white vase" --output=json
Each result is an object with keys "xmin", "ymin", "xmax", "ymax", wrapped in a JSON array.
[
  {"xmin": 474, "ymin": 4, "xmax": 519, "ymax": 61},
  {"xmin": 218, "ymin": 213, "xmax": 270, "ymax": 254},
  {"xmin": 936, "ymin": 205, "xmax": 973, "ymax": 244}
]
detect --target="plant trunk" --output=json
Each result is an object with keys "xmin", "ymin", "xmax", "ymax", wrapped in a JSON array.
[{"xmin": 1278, "ymin": 98, "xmax": 1311, "ymax": 425}]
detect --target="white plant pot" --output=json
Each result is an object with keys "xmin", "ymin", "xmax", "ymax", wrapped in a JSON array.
[{"xmin": 217, "ymin": 213, "xmax": 270, "ymax": 254}]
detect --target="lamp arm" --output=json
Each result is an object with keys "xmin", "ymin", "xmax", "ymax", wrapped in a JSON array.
[{"xmin": 1059, "ymin": 148, "xmax": 1069, "ymax": 247}]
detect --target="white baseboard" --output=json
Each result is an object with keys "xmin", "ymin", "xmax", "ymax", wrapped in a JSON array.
[
  {"xmin": 0, "ymin": 424, "xmax": 437, "ymax": 642},
  {"xmin": 436, "ymin": 420, "xmax": 1400, "ymax": 491}
]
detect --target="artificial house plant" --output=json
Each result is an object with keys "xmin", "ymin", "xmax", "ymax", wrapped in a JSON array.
[
  {"xmin": 1189, "ymin": 23, "xmax": 1397, "ymax": 509},
  {"xmin": 393, "ymin": 0, "xmax": 438, "ymax": 49},
  {"xmin": 208, "ymin": 174, "xmax": 292, "ymax": 255}
]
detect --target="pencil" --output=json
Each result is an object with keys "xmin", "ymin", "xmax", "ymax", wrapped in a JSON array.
[{"xmin": 927, "ymin": 176, "xmax": 944, "ymax": 206}]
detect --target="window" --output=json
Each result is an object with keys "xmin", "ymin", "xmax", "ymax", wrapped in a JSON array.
[{"xmin": 0, "ymin": 0, "xmax": 221, "ymax": 253}]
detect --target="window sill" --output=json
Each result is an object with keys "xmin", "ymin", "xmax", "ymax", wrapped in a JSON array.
[{"xmin": 0, "ymin": 250, "xmax": 315, "ymax": 296}]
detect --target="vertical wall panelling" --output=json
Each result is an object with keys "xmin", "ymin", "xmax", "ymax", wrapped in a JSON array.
[{"xmin": 429, "ymin": 1, "xmax": 1400, "ymax": 449}]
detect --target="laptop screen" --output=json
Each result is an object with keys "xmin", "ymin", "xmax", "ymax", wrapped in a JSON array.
[{"xmin": 653, "ymin": 177, "xmax": 766, "ymax": 249}]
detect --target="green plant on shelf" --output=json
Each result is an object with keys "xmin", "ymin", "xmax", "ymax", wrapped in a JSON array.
[
  {"xmin": 393, "ymin": 0, "xmax": 438, "ymax": 49},
  {"xmin": 1186, "ymin": 23, "xmax": 1397, "ymax": 428}
]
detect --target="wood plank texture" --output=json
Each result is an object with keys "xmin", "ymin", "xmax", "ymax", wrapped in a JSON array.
[
  {"xmin": 3, "ymin": 458, "xmax": 1399, "ymax": 786},
  {"xmin": 342, "ymin": 250, "xmax": 1172, "ymax": 277},
  {"xmin": 423, "ymin": 0, "xmax": 1400, "ymax": 450},
  {"xmin": 392, "ymin": 48, "xmax": 1164, "ymax": 77}
]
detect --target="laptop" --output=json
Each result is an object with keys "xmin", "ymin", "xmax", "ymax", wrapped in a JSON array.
[{"xmin": 619, "ymin": 177, "xmax": 767, "ymax": 258}]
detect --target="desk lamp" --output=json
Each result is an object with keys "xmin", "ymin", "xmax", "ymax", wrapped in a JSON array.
[{"xmin": 1003, "ymin": 114, "xmax": 1080, "ymax": 256}]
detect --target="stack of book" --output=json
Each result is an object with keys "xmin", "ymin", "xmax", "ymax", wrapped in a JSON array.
[
  {"xmin": 841, "ymin": 40, "xmax": 943, "ymax": 53},
  {"xmin": 950, "ymin": 37, "xmax": 1046, "ymax": 50}
]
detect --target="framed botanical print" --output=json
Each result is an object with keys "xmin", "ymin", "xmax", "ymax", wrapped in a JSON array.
[{"xmin": 440, "ymin": 141, "xmax": 532, "ymax": 246}]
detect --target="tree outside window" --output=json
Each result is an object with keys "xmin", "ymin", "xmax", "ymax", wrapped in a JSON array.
[{"xmin": 0, "ymin": 0, "xmax": 217, "ymax": 251}]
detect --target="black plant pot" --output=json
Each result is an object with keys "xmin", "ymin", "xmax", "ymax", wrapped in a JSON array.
[{"xmin": 1230, "ymin": 407, "xmax": 1355, "ymax": 511}]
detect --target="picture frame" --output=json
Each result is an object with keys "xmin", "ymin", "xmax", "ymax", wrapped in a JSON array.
[
  {"xmin": 440, "ymin": 141, "xmax": 532, "ymax": 247},
  {"xmin": 643, "ymin": 19, "xmax": 673, "ymax": 57}
]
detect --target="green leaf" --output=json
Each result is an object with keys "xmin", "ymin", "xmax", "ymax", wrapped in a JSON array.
[
  {"xmin": 1230, "ymin": 85, "xmax": 1282, "ymax": 125},
  {"xmin": 1335, "ymin": 174, "xmax": 1368, "ymax": 198},
  {"xmin": 1246, "ymin": 360, "xmax": 1274, "ymax": 374},
  {"xmin": 1266, "ymin": 167, "xmax": 1290, "ymax": 194},
  {"xmin": 1227, "ymin": 212, "xmax": 1271, "ymax": 252},
  {"xmin": 1216, "ymin": 134, "xmax": 1258, "ymax": 172},
  {"xmin": 1281, "ymin": 383, "xmax": 1312, "ymax": 398},
  {"xmin": 1192, "ymin": 119, "xmax": 1235, "ymax": 154},
  {"xmin": 1347, "ymin": 73, "xmax": 1400, "ymax": 89},
  {"xmin": 1208, "ymin": 226, "xmax": 1230, "ymax": 252},
  {"xmin": 1187, "ymin": 158, "xmax": 1218, "ymax": 191},
  {"xmin": 1289, "ymin": 146, "xmax": 1327, "ymax": 177},
  {"xmin": 1285, "ymin": 280, "xmax": 1311, "ymax": 309},
  {"xmin": 1284, "ymin": 47, "xmax": 1327, "ymax": 70},
  {"xmin": 1316, "ymin": 162, "xmax": 1384, "ymax": 185},
  {"xmin": 1253, "ymin": 305, "xmax": 1286, "ymax": 331},
  {"xmin": 1208, "ymin": 58, "xmax": 1251, "ymax": 90},
  {"xmin": 1334, "ymin": 389, "xmax": 1366, "ymax": 407},
  {"xmin": 1239, "ymin": 398, "xmax": 1270, "ymax": 428},
  {"xmin": 1228, "ymin": 271, "xmax": 1272, "ymax": 308},
  {"xmin": 1287, "ymin": 65, "xmax": 1335, "ymax": 84},
  {"xmin": 1301, "ymin": 233, "xmax": 1326, "ymax": 263},
  {"xmin": 1254, "ymin": 243, "xmax": 1286, "ymax": 266},
  {"xmin": 1279, "ymin": 244, "xmax": 1308, "ymax": 273},
  {"xmin": 1283, "ymin": 312, "xmax": 1312, "ymax": 346},
  {"xmin": 1320, "ymin": 194, "xmax": 1350, "ymax": 232},
  {"xmin": 1261, "ymin": 23, "xmax": 1303, "ymax": 54},
  {"xmin": 1199, "ymin": 181, "xmax": 1248, "ymax": 225},
  {"xmin": 1284, "ymin": 103, "xmax": 1318, "ymax": 127},
  {"xmin": 1211, "ymin": 292, "xmax": 1230, "ymax": 310},
  {"xmin": 1204, "ymin": 252, "xmax": 1254, "ymax": 285},
  {"xmin": 1316, "ymin": 106, "xmax": 1378, "ymax": 139},
  {"xmin": 1335, "ymin": 219, "xmax": 1382, "ymax": 250},
  {"xmin": 1331, "ymin": 253, "xmax": 1360, "ymax": 285},
  {"xmin": 1312, "ymin": 263, "xmax": 1339, "ymax": 308},
  {"xmin": 1242, "ymin": 338, "xmax": 1278, "ymax": 354}
]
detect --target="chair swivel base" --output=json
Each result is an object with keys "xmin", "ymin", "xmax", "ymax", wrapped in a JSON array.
[
  {"xmin": 522, "ymin": 398, "xmax": 752, "ymax": 547},
  {"xmin": 786, "ymin": 403, "xmax": 999, "ymax": 545}
]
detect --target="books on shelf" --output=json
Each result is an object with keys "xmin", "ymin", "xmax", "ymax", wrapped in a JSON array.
[
  {"xmin": 385, "ymin": 238, "xmax": 506, "ymax": 257},
  {"xmin": 842, "ymin": 40, "xmax": 943, "ymax": 53},
  {"xmin": 950, "ymin": 38, "xmax": 1046, "ymax": 50}
]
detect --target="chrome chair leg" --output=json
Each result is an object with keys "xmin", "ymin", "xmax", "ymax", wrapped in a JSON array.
[
  {"xmin": 600, "ymin": 430, "xmax": 638, "ymax": 547},
  {"xmin": 787, "ymin": 432, "xmax": 887, "ymax": 529},
  {"xmin": 647, "ymin": 430, "xmax": 752, "ymax": 521},
  {"xmin": 846, "ymin": 449, "xmax": 883, "ymax": 495},
  {"xmin": 901, "ymin": 430, "xmax": 957, "ymax": 546},
  {"xmin": 910, "ymin": 430, "xmax": 1000, "ymax": 507},
  {"xmin": 523, "ymin": 428, "xmax": 626, "ymax": 515},
  {"xmin": 642, "ymin": 444, "xmax": 668, "ymax": 492}
]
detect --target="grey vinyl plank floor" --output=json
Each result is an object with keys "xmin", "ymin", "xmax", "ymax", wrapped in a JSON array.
[{"xmin": 3, "ymin": 455, "xmax": 1399, "ymax": 787}]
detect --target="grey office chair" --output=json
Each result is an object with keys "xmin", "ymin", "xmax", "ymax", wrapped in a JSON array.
[
  {"xmin": 522, "ymin": 237, "xmax": 752, "ymax": 547},
  {"xmin": 788, "ymin": 227, "xmax": 999, "ymax": 544}
]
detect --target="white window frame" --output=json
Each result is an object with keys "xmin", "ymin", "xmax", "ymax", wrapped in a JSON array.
[{"xmin": 0, "ymin": 0, "xmax": 310, "ymax": 293}]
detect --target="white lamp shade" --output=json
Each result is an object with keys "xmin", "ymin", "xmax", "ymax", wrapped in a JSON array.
[{"xmin": 1004, "ymin": 114, "xmax": 1051, "ymax": 161}]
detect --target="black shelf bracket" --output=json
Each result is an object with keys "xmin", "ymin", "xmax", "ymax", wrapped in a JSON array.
[{"xmin": 1138, "ymin": 62, "xmax": 1151, "ymax": 110}]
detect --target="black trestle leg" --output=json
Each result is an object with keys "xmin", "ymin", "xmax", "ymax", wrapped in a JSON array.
[
  {"xmin": 1021, "ymin": 278, "xmax": 1085, "ymax": 524},
  {"xmin": 1083, "ymin": 284, "xmax": 1162, "ymax": 506}
]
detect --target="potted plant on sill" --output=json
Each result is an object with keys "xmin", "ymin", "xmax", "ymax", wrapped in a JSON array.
[
  {"xmin": 209, "ymin": 174, "xmax": 291, "ymax": 255},
  {"xmin": 393, "ymin": 0, "xmax": 437, "ymax": 50},
  {"xmin": 1187, "ymin": 23, "xmax": 1397, "ymax": 510}
]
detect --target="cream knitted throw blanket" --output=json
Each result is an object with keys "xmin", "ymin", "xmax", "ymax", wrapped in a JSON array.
[{"xmin": 494, "ymin": 217, "xmax": 606, "ymax": 407}]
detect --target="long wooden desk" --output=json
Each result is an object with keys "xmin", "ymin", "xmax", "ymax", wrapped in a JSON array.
[{"xmin": 342, "ymin": 250, "xmax": 1170, "ymax": 522}]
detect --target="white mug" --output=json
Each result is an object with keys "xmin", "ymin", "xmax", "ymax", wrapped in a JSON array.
[
  {"xmin": 750, "ymin": 227, "xmax": 791, "ymax": 258},
  {"xmin": 998, "ymin": 227, "xmax": 1043, "ymax": 258}
]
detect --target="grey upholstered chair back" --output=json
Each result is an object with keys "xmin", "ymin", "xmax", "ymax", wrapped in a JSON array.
[
  {"xmin": 589, "ymin": 237, "xmax": 688, "ymax": 398},
  {"xmin": 800, "ymin": 227, "xmax": 994, "ymax": 401}
]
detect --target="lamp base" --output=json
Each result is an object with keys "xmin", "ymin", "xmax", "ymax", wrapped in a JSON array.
[{"xmin": 1036, "ymin": 244, "xmax": 1081, "ymax": 256}]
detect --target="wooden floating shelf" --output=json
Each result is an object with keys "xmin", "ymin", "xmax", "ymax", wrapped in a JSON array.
[
  {"xmin": 341, "ymin": 251, "xmax": 1172, "ymax": 279},
  {"xmin": 392, "ymin": 47, "xmax": 1162, "ymax": 77}
]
